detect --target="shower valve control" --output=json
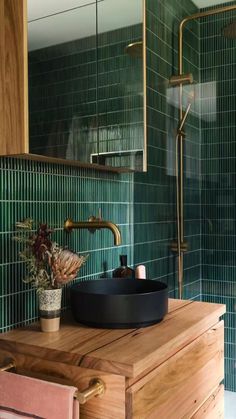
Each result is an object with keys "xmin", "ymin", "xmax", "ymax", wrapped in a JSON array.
[{"xmin": 170, "ymin": 240, "xmax": 189, "ymax": 253}]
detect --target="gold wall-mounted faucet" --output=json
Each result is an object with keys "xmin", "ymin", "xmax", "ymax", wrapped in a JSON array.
[{"xmin": 64, "ymin": 216, "xmax": 121, "ymax": 246}]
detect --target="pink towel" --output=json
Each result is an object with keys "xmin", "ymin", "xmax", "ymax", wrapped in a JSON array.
[{"xmin": 0, "ymin": 371, "xmax": 79, "ymax": 419}]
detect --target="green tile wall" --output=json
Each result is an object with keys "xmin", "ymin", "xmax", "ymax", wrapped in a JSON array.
[
  {"xmin": 0, "ymin": 1, "xmax": 203, "ymax": 334},
  {"xmin": 0, "ymin": 158, "xmax": 133, "ymax": 332},
  {"xmin": 200, "ymin": 1, "xmax": 236, "ymax": 392},
  {"xmin": 134, "ymin": 0, "xmax": 201, "ymax": 299}
]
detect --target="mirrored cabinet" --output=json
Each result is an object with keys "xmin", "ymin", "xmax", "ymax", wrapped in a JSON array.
[{"xmin": 0, "ymin": 0, "xmax": 147, "ymax": 172}]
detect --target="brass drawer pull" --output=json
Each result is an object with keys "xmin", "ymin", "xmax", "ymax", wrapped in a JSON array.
[
  {"xmin": 0, "ymin": 360, "xmax": 105, "ymax": 404},
  {"xmin": 74, "ymin": 379, "xmax": 105, "ymax": 404},
  {"xmin": 0, "ymin": 360, "xmax": 16, "ymax": 371}
]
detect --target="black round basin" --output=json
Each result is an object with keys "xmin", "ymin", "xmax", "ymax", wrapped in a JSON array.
[{"xmin": 70, "ymin": 279, "xmax": 168, "ymax": 329}]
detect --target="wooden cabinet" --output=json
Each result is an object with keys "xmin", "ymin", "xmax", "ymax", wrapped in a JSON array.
[
  {"xmin": 0, "ymin": 0, "xmax": 28, "ymax": 156},
  {"xmin": 0, "ymin": 0, "xmax": 146, "ymax": 173},
  {"xmin": 0, "ymin": 0, "xmax": 116, "ymax": 171},
  {"xmin": 191, "ymin": 385, "xmax": 224, "ymax": 419},
  {"xmin": 0, "ymin": 299, "xmax": 225, "ymax": 418},
  {"xmin": 126, "ymin": 322, "xmax": 224, "ymax": 419}
]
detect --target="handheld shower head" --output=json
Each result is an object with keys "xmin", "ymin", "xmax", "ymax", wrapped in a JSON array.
[
  {"xmin": 178, "ymin": 102, "xmax": 192, "ymax": 134},
  {"xmin": 186, "ymin": 89, "xmax": 195, "ymax": 103},
  {"xmin": 177, "ymin": 87, "xmax": 196, "ymax": 134}
]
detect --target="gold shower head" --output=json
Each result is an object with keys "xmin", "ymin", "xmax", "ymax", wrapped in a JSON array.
[{"xmin": 125, "ymin": 41, "xmax": 143, "ymax": 58}]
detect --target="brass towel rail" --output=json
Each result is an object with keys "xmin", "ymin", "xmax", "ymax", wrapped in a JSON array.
[
  {"xmin": 0, "ymin": 360, "xmax": 16, "ymax": 371},
  {"xmin": 0, "ymin": 360, "xmax": 105, "ymax": 405},
  {"xmin": 75, "ymin": 379, "xmax": 105, "ymax": 404}
]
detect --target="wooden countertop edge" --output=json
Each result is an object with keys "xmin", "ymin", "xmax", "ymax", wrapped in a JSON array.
[
  {"xmin": 0, "ymin": 300, "xmax": 191, "ymax": 373},
  {"xmin": 0, "ymin": 299, "xmax": 191, "ymax": 348},
  {"xmin": 131, "ymin": 302, "xmax": 226, "ymax": 377},
  {"xmin": 0, "ymin": 300, "xmax": 226, "ymax": 379},
  {"xmin": 78, "ymin": 302, "xmax": 226, "ymax": 378}
]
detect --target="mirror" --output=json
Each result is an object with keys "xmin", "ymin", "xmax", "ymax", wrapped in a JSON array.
[{"xmin": 28, "ymin": 0, "xmax": 146, "ymax": 171}]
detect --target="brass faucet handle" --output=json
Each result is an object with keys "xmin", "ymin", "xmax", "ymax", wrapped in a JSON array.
[
  {"xmin": 88, "ymin": 208, "xmax": 102, "ymax": 223},
  {"xmin": 88, "ymin": 210, "xmax": 103, "ymax": 233},
  {"xmin": 98, "ymin": 208, "xmax": 102, "ymax": 221},
  {"xmin": 88, "ymin": 215, "xmax": 98, "ymax": 223},
  {"xmin": 88, "ymin": 215, "xmax": 98, "ymax": 233}
]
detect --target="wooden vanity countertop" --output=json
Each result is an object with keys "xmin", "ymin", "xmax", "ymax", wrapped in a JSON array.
[{"xmin": 0, "ymin": 299, "xmax": 225, "ymax": 379}]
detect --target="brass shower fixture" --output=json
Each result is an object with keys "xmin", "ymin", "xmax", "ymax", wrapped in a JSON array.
[
  {"xmin": 125, "ymin": 41, "xmax": 143, "ymax": 57},
  {"xmin": 173, "ymin": 2, "xmax": 236, "ymax": 300},
  {"xmin": 64, "ymin": 216, "xmax": 121, "ymax": 246},
  {"xmin": 169, "ymin": 73, "xmax": 193, "ymax": 86}
]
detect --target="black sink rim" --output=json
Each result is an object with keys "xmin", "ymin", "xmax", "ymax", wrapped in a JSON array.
[{"xmin": 70, "ymin": 278, "xmax": 168, "ymax": 297}]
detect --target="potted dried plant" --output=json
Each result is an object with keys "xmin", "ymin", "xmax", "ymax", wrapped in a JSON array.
[{"xmin": 14, "ymin": 219, "xmax": 87, "ymax": 332}]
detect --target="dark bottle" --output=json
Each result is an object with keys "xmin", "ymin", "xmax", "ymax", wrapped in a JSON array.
[{"xmin": 112, "ymin": 255, "xmax": 135, "ymax": 279}]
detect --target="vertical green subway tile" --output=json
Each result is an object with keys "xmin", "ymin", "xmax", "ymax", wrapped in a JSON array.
[
  {"xmin": 0, "ymin": 156, "xmax": 133, "ymax": 332},
  {"xmin": 201, "ymin": 2, "xmax": 236, "ymax": 392}
]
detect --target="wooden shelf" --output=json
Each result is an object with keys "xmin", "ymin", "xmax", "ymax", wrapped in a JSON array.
[{"xmin": 6, "ymin": 153, "xmax": 134, "ymax": 174}]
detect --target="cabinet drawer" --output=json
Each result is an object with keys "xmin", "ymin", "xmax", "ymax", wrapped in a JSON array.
[
  {"xmin": 126, "ymin": 321, "xmax": 224, "ymax": 419},
  {"xmin": 190, "ymin": 385, "xmax": 224, "ymax": 419},
  {"xmin": 0, "ymin": 350, "xmax": 125, "ymax": 419}
]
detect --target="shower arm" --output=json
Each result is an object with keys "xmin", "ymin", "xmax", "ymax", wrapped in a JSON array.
[{"xmin": 178, "ymin": 4, "xmax": 236, "ymax": 76}]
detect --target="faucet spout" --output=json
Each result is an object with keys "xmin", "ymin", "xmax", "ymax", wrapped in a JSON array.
[{"xmin": 64, "ymin": 218, "xmax": 121, "ymax": 246}]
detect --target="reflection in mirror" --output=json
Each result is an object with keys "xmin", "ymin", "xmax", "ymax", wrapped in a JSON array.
[
  {"xmin": 96, "ymin": 0, "xmax": 145, "ymax": 171},
  {"xmin": 28, "ymin": 0, "xmax": 146, "ymax": 171},
  {"xmin": 28, "ymin": 1, "xmax": 97, "ymax": 162}
]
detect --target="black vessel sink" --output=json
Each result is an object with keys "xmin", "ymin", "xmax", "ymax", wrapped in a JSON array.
[{"xmin": 70, "ymin": 279, "xmax": 168, "ymax": 329}]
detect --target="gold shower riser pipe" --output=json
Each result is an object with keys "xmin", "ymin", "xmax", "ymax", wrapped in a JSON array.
[{"xmin": 177, "ymin": 3, "xmax": 236, "ymax": 299}]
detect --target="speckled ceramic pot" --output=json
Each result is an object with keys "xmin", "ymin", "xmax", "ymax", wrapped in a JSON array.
[{"xmin": 38, "ymin": 288, "xmax": 62, "ymax": 332}]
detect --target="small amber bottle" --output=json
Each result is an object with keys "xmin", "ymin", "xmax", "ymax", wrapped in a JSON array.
[{"xmin": 112, "ymin": 255, "xmax": 135, "ymax": 279}]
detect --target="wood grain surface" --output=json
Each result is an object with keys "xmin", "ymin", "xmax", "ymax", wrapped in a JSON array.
[
  {"xmin": 190, "ymin": 385, "xmax": 224, "ymax": 419},
  {"xmin": 0, "ymin": 0, "xmax": 28, "ymax": 155},
  {"xmin": 0, "ymin": 299, "xmax": 225, "ymax": 379},
  {"xmin": 126, "ymin": 321, "xmax": 224, "ymax": 418},
  {"xmin": 11, "ymin": 153, "xmax": 133, "ymax": 173},
  {"xmin": 0, "ymin": 349, "xmax": 125, "ymax": 419}
]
